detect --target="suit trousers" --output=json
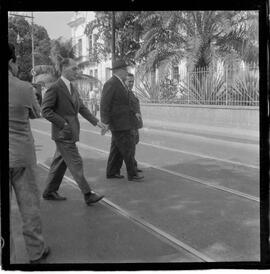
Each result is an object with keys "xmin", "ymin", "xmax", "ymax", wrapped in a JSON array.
[
  {"xmin": 131, "ymin": 129, "xmax": 139, "ymax": 168},
  {"xmin": 43, "ymin": 141, "xmax": 91, "ymax": 195},
  {"xmin": 106, "ymin": 130, "xmax": 136, "ymax": 179},
  {"xmin": 115, "ymin": 129, "xmax": 139, "ymax": 172},
  {"xmin": 9, "ymin": 166, "xmax": 46, "ymax": 262}
]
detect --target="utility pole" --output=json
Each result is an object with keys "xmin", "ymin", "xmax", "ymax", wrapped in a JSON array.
[
  {"xmin": 111, "ymin": 11, "xmax": 116, "ymax": 65},
  {"xmin": 31, "ymin": 12, "xmax": 35, "ymax": 82}
]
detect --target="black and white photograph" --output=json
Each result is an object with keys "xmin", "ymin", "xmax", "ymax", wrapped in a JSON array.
[{"xmin": 2, "ymin": 1, "xmax": 270, "ymax": 270}]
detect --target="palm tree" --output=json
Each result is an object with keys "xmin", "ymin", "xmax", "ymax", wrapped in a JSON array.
[
  {"xmin": 136, "ymin": 11, "xmax": 258, "ymax": 72},
  {"xmin": 33, "ymin": 38, "xmax": 75, "ymax": 84}
]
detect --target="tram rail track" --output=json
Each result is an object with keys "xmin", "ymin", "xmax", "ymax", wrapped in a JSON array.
[
  {"xmin": 32, "ymin": 127, "xmax": 259, "ymax": 203},
  {"xmin": 38, "ymin": 161, "xmax": 214, "ymax": 262},
  {"xmin": 36, "ymin": 119, "xmax": 259, "ymax": 170}
]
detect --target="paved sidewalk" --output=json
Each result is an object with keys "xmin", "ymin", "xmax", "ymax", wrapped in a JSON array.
[{"xmin": 10, "ymin": 165, "xmax": 197, "ymax": 264}]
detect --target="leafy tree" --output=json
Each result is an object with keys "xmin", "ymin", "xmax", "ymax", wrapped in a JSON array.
[
  {"xmin": 159, "ymin": 76, "xmax": 179, "ymax": 101},
  {"xmin": 49, "ymin": 38, "xmax": 75, "ymax": 77},
  {"xmin": 84, "ymin": 11, "xmax": 143, "ymax": 65},
  {"xmin": 34, "ymin": 26, "xmax": 52, "ymax": 66},
  {"xmin": 8, "ymin": 15, "xmax": 52, "ymax": 81}
]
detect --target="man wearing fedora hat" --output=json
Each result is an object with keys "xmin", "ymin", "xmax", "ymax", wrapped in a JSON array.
[{"xmin": 100, "ymin": 59, "xmax": 144, "ymax": 182}]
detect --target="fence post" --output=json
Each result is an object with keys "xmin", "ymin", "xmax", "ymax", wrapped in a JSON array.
[
  {"xmin": 187, "ymin": 70, "xmax": 190, "ymax": 104},
  {"xmin": 225, "ymin": 65, "xmax": 228, "ymax": 105}
]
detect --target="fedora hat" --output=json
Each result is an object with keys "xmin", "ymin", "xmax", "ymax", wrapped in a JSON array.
[{"xmin": 110, "ymin": 59, "xmax": 129, "ymax": 70}]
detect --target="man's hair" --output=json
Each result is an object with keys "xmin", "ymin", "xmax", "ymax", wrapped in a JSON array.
[
  {"xmin": 127, "ymin": 73, "xmax": 134, "ymax": 78},
  {"xmin": 32, "ymin": 83, "xmax": 42, "ymax": 90},
  {"xmin": 59, "ymin": 58, "xmax": 73, "ymax": 72},
  {"xmin": 8, "ymin": 43, "xmax": 17, "ymax": 63},
  {"xmin": 36, "ymin": 81, "xmax": 45, "ymax": 87}
]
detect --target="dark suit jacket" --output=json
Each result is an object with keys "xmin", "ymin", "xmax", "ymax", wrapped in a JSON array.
[
  {"xmin": 100, "ymin": 75, "xmax": 136, "ymax": 131},
  {"xmin": 129, "ymin": 90, "xmax": 143, "ymax": 129},
  {"xmin": 42, "ymin": 78, "xmax": 98, "ymax": 142}
]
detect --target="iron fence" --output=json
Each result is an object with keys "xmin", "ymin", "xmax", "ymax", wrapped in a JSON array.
[{"xmin": 136, "ymin": 64, "xmax": 259, "ymax": 106}]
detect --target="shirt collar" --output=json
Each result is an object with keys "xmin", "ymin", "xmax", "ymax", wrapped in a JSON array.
[
  {"xmin": 114, "ymin": 74, "xmax": 126, "ymax": 88},
  {"xmin": 61, "ymin": 75, "xmax": 71, "ymax": 91}
]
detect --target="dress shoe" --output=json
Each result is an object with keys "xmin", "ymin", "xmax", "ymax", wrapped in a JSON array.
[
  {"xmin": 136, "ymin": 168, "xmax": 143, "ymax": 173},
  {"xmin": 128, "ymin": 174, "xmax": 144, "ymax": 181},
  {"xmin": 106, "ymin": 174, "xmax": 124, "ymax": 179},
  {"xmin": 43, "ymin": 191, "xmax": 67, "ymax": 201},
  {"xmin": 30, "ymin": 246, "xmax": 50, "ymax": 264},
  {"xmin": 84, "ymin": 191, "xmax": 104, "ymax": 205}
]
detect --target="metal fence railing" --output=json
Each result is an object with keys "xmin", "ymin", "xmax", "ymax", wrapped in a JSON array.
[
  {"xmin": 136, "ymin": 64, "xmax": 259, "ymax": 106},
  {"xmin": 78, "ymin": 64, "xmax": 259, "ymax": 107}
]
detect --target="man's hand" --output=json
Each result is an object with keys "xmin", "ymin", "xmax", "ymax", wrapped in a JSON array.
[
  {"xmin": 96, "ymin": 121, "xmax": 109, "ymax": 135},
  {"xmin": 96, "ymin": 121, "xmax": 106, "ymax": 129},
  {"xmin": 59, "ymin": 122, "xmax": 73, "ymax": 140},
  {"xmin": 135, "ymin": 113, "xmax": 141, "ymax": 121}
]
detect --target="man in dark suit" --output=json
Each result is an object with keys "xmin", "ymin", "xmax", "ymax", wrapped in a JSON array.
[
  {"xmin": 42, "ymin": 58, "xmax": 105, "ymax": 205},
  {"xmin": 124, "ymin": 73, "xmax": 143, "ymax": 173},
  {"xmin": 100, "ymin": 59, "xmax": 144, "ymax": 182}
]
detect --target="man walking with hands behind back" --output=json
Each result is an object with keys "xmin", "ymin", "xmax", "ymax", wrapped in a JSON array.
[
  {"xmin": 100, "ymin": 59, "xmax": 144, "ymax": 182},
  {"xmin": 42, "ymin": 58, "xmax": 105, "ymax": 205}
]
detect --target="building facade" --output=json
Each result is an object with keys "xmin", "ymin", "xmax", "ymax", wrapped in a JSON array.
[{"xmin": 68, "ymin": 11, "xmax": 112, "ymax": 91}]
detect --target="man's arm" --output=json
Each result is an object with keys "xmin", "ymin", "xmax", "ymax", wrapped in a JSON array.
[
  {"xmin": 100, "ymin": 81, "xmax": 114, "ymax": 125},
  {"xmin": 78, "ymin": 96, "xmax": 99, "ymax": 126},
  {"xmin": 29, "ymin": 86, "xmax": 41, "ymax": 119},
  {"xmin": 77, "ymin": 95, "xmax": 106, "ymax": 131},
  {"xmin": 41, "ymin": 87, "xmax": 66, "ymax": 129},
  {"xmin": 135, "ymin": 96, "xmax": 141, "ymax": 114}
]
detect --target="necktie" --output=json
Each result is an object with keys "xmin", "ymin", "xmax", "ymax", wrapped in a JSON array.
[{"xmin": 70, "ymin": 83, "xmax": 74, "ymax": 96}]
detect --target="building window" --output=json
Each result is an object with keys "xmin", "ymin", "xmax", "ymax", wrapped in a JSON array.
[
  {"xmin": 88, "ymin": 35, "xmax": 92, "ymax": 56},
  {"xmin": 93, "ymin": 34, "xmax": 98, "ymax": 55},
  {"xmin": 94, "ymin": 69, "xmax": 98, "ymax": 87},
  {"xmin": 172, "ymin": 66, "xmax": 179, "ymax": 82}
]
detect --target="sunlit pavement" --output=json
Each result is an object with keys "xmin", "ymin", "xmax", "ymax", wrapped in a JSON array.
[{"xmin": 10, "ymin": 118, "xmax": 260, "ymax": 263}]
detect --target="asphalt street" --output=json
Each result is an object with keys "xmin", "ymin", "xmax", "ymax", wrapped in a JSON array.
[{"xmin": 10, "ymin": 117, "xmax": 260, "ymax": 263}]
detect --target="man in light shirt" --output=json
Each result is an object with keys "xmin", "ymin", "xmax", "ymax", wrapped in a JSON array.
[{"xmin": 41, "ymin": 58, "xmax": 106, "ymax": 205}]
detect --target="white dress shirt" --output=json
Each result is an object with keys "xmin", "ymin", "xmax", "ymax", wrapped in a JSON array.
[{"xmin": 61, "ymin": 76, "xmax": 71, "ymax": 94}]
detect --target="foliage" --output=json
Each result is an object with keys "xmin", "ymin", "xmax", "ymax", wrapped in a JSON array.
[
  {"xmin": 33, "ymin": 65, "xmax": 56, "ymax": 76},
  {"xmin": 85, "ymin": 12, "xmax": 112, "ymax": 61},
  {"xmin": 229, "ymin": 68, "xmax": 259, "ymax": 106},
  {"xmin": 178, "ymin": 68, "xmax": 226, "ymax": 104},
  {"xmin": 135, "ymin": 11, "xmax": 258, "ymax": 75},
  {"xmin": 84, "ymin": 11, "xmax": 143, "ymax": 65},
  {"xmin": 159, "ymin": 77, "xmax": 179, "ymax": 101},
  {"xmin": 134, "ymin": 69, "xmax": 161, "ymax": 102},
  {"xmin": 176, "ymin": 65, "xmax": 259, "ymax": 105},
  {"xmin": 49, "ymin": 38, "xmax": 75, "ymax": 77},
  {"xmin": 8, "ymin": 16, "xmax": 52, "ymax": 81}
]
